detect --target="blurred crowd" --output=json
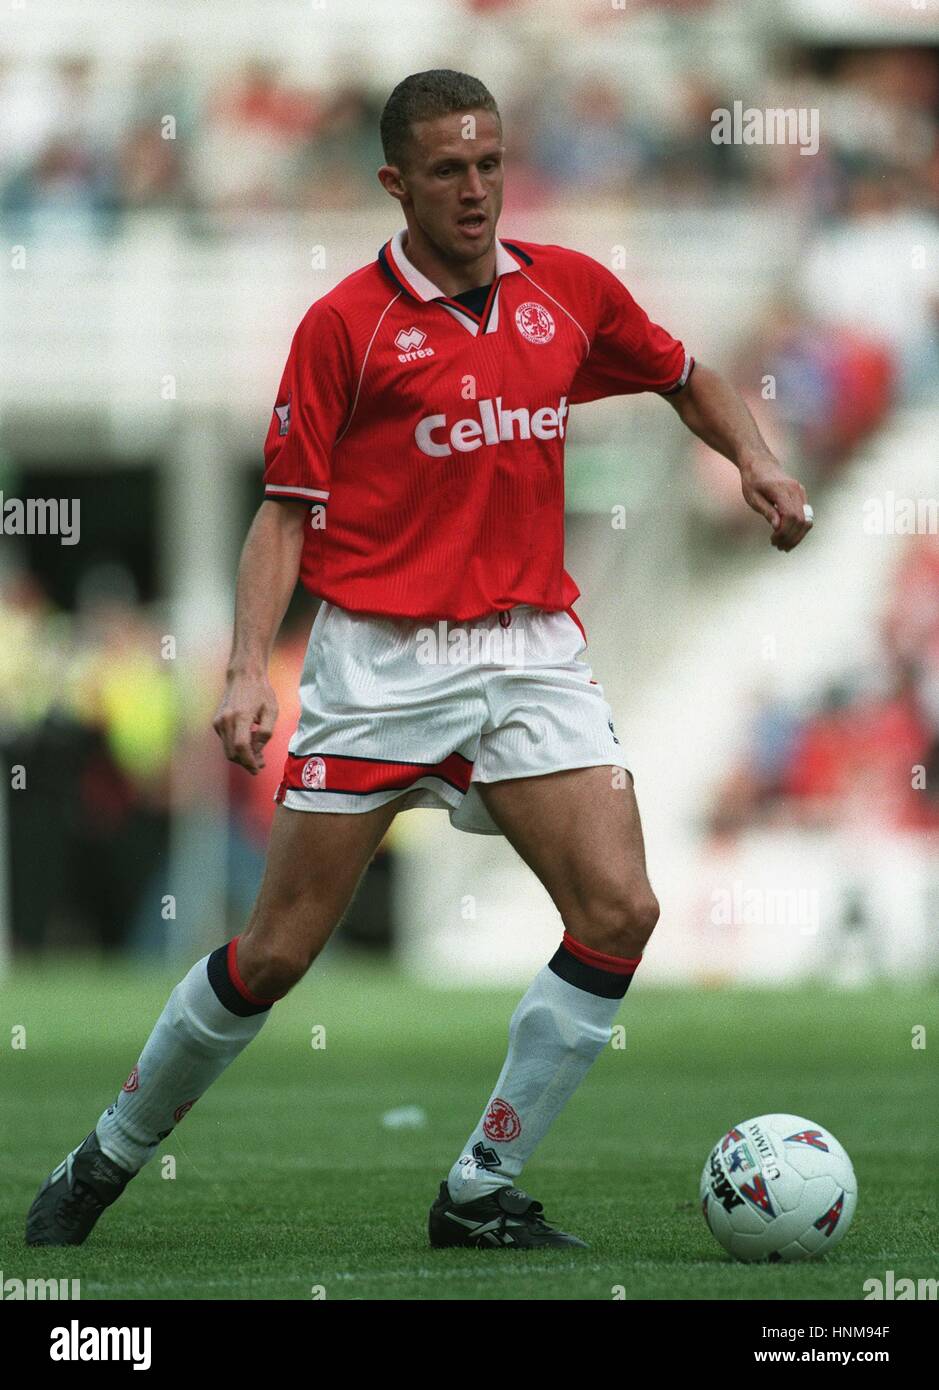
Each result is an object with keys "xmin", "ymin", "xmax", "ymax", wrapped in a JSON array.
[
  {"xmin": 1, "ymin": 563, "xmax": 182, "ymax": 954},
  {"xmin": 5, "ymin": 533, "xmax": 938, "ymax": 955},
  {"xmin": 0, "ymin": 46, "xmax": 936, "ymax": 224},
  {"xmin": 707, "ymin": 534, "xmax": 939, "ymax": 840},
  {"xmin": 2, "ymin": 25, "xmax": 937, "ymax": 954},
  {"xmin": 2, "ymin": 43, "xmax": 936, "ymax": 424},
  {"xmin": 0, "ymin": 561, "xmax": 315, "ymax": 955}
]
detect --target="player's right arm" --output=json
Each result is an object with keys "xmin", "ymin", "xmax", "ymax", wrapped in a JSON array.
[
  {"xmin": 213, "ymin": 499, "xmax": 307, "ymax": 774},
  {"xmin": 214, "ymin": 295, "xmax": 354, "ymax": 774}
]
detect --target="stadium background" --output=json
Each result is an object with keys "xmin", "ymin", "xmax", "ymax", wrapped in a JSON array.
[{"xmin": 1, "ymin": 0, "xmax": 937, "ymax": 1301}]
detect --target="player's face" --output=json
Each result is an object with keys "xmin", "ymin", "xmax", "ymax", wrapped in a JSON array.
[{"xmin": 393, "ymin": 109, "xmax": 504, "ymax": 264}]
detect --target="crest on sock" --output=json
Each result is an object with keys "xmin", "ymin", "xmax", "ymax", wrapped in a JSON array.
[{"xmin": 483, "ymin": 1097, "xmax": 522, "ymax": 1142}]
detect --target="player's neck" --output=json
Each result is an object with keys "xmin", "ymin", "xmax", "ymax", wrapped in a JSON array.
[{"xmin": 401, "ymin": 227, "xmax": 496, "ymax": 297}]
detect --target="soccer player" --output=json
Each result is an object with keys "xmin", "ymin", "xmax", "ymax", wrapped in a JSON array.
[{"xmin": 27, "ymin": 71, "xmax": 813, "ymax": 1250}]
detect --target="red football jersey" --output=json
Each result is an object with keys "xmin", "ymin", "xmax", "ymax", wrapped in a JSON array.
[{"xmin": 262, "ymin": 231, "xmax": 692, "ymax": 621}]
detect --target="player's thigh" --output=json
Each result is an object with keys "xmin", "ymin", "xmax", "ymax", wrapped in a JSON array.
[
  {"xmin": 477, "ymin": 766, "xmax": 658, "ymax": 953},
  {"xmin": 238, "ymin": 799, "xmax": 399, "ymax": 982}
]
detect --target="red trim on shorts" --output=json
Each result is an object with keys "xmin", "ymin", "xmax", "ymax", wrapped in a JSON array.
[
  {"xmin": 276, "ymin": 749, "xmax": 474, "ymax": 802},
  {"xmin": 227, "ymin": 936, "xmax": 283, "ymax": 1006},
  {"xmin": 565, "ymin": 605, "xmax": 587, "ymax": 643},
  {"xmin": 561, "ymin": 930, "xmax": 641, "ymax": 976}
]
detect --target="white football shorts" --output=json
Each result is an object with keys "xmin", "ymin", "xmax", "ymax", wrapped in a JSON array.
[{"xmin": 275, "ymin": 600, "xmax": 630, "ymax": 836}]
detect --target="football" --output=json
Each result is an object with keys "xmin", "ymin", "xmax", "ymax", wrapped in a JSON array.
[{"xmin": 699, "ymin": 1113, "xmax": 857, "ymax": 1262}]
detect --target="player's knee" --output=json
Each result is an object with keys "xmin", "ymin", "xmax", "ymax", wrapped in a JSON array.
[
  {"xmin": 237, "ymin": 937, "xmax": 314, "ymax": 999},
  {"xmin": 574, "ymin": 883, "xmax": 660, "ymax": 959},
  {"xmin": 627, "ymin": 889, "xmax": 660, "ymax": 952}
]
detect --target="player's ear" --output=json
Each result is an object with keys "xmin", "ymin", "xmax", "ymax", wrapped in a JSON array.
[{"xmin": 377, "ymin": 165, "xmax": 407, "ymax": 203}]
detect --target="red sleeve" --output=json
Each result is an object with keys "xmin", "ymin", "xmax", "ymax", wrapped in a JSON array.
[
  {"xmin": 262, "ymin": 297, "xmax": 354, "ymax": 504},
  {"xmin": 569, "ymin": 255, "xmax": 693, "ymax": 405}
]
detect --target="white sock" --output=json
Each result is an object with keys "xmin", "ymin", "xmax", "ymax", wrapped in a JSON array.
[
  {"xmin": 447, "ymin": 932, "xmax": 641, "ymax": 1203},
  {"xmin": 95, "ymin": 938, "xmax": 279, "ymax": 1173}
]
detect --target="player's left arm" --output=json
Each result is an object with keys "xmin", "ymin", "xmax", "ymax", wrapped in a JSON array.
[{"xmin": 665, "ymin": 362, "xmax": 813, "ymax": 552}]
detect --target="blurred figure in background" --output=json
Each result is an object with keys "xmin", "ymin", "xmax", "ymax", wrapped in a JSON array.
[
  {"xmin": 192, "ymin": 60, "xmax": 320, "ymax": 214},
  {"xmin": 0, "ymin": 563, "xmax": 177, "ymax": 954},
  {"xmin": 801, "ymin": 163, "xmax": 939, "ymax": 403},
  {"xmin": 1, "ymin": 21, "xmax": 936, "ymax": 976},
  {"xmin": 706, "ymin": 534, "xmax": 939, "ymax": 838}
]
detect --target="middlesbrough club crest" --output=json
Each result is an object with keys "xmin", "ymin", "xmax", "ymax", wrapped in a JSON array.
[
  {"xmin": 483, "ymin": 1096, "xmax": 522, "ymax": 1142},
  {"xmin": 514, "ymin": 301, "xmax": 555, "ymax": 344},
  {"xmin": 301, "ymin": 756, "xmax": 326, "ymax": 789},
  {"xmin": 122, "ymin": 1066, "xmax": 139, "ymax": 1093}
]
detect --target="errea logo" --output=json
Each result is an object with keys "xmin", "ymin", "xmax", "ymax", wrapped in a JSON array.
[{"xmin": 395, "ymin": 326, "xmax": 435, "ymax": 363}]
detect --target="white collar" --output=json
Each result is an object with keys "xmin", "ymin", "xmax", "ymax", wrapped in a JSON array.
[{"xmin": 386, "ymin": 227, "xmax": 524, "ymax": 302}]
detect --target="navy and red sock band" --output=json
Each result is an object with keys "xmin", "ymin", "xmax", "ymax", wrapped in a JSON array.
[
  {"xmin": 209, "ymin": 931, "xmax": 639, "ymax": 1012},
  {"xmin": 548, "ymin": 930, "xmax": 642, "ymax": 999},
  {"xmin": 207, "ymin": 937, "xmax": 283, "ymax": 1017}
]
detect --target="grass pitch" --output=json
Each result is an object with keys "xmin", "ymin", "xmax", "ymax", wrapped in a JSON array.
[{"xmin": 1, "ymin": 958, "xmax": 936, "ymax": 1300}]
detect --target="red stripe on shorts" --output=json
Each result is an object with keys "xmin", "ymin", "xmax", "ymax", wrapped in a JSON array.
[{"xmin": 276, "ymin": 750, "xmax": 474, "ymax": 802}]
